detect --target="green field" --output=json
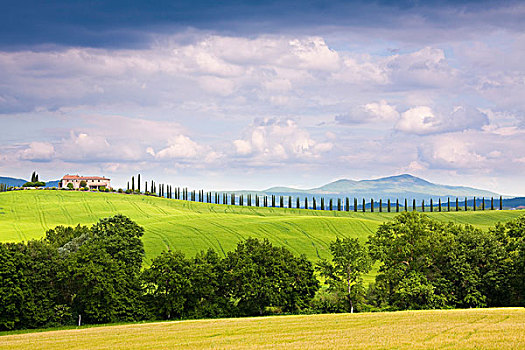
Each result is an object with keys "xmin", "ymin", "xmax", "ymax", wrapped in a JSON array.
[
  {"xmin": 1, "ymin": 308, "xmax": 524, "ymax": 349},
  {"xmin": 0, "ymin": 190, "xmax": 523, "ymax": 265}
]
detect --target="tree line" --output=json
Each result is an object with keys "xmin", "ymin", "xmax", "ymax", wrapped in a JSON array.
[
  {"xmin": 127, "ymin": 174, "xmax": 505, "ymax": 212},
  {"xmin": 1, "ymin": 213, "xmax": 523, "ymax": 331}
]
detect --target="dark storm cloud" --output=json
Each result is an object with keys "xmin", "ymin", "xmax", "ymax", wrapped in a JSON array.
[{"xmin": 1, "ymin": 0, "xmax": 523, "ymax": 49}]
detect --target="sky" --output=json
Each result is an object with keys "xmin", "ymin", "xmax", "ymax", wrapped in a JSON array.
[{"xmin": 1, "ymin": 0, "xmax": 525, "ymax": 194}]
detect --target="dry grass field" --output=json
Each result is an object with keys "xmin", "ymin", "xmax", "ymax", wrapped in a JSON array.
[{"xmin": 1, "ymin": 308, "xmax": 524, "ymax": 349}]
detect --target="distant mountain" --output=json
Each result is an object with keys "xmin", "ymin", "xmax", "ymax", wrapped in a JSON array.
[
  {"xmin": 260, "ymin": 174, "xmax": 503, "ymax": 201},
  {"xmin": 0, "ymin": 176, "xmax": 27, "ymax": 187},
  {"xmin": 0, "ymin": 176, "xmax": 60, "ymax": 188}
]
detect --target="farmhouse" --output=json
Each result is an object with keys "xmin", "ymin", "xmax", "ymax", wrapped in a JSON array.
[{"xmin": 59, "ymin": 174, "xmax": 111, "ymax": 190}]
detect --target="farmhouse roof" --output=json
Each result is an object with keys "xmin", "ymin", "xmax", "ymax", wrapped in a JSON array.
[{"xmin": 62, "ymin": 174, "xmax": 110, "ymax": 180}]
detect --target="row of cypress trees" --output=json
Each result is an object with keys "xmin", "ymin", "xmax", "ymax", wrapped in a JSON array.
[{"xmin": 126, "ymin": 175, "xmax": 505, "ymax": 212}]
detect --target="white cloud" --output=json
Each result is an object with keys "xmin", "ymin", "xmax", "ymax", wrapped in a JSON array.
[
  {"xmin": 18, "ymin": 142, "xmax": 55, "ymax": 162},
  {"xmin": 396, "ymin": 105, "xmax": 489, "ymax": 135},
  {"xmin": 155, "ymin": 135, "xmax": 202, "ymax": 159},
  {"xmin": 396, "ymin": 106, "xmax": 439, "ymax": 134},
  {"xmin": 233, "ymin": 118, "xmax": 333, "ymax": 163}
]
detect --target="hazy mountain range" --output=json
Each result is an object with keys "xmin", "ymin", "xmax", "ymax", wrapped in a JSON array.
[
  {"xmin": 0, "ymin": 176, "xmax": 60, "ymax": 188},
  {"xmin": 252, "ymin": 174, "xmax": 505, "ymax": 201}
]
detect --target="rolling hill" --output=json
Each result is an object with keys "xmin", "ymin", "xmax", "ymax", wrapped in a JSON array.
[{"xmin": 0, "ymin": 190, "xmax": 522, "ymax": 268}]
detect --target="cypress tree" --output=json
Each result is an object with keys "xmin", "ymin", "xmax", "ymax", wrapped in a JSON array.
[
  {"xmin": 456, "ymin": 198, "xmax": 459, "ymax": 211},
  {"xmin": 491, "ymin": 197, "xmax": 494, "ymax": 210},
  {"xmin": 422, "ymin": 200, "xmax": 425, "ymax": 212},
  {"xmin": 370, "ymin": 199, "xmax": 374, "ymax": 212},
  {"xmin": 500, "ymin": 196, "xmax": 503, "ymax": 210},
  {"xmin": 396, "ymin": 199, "xmax": 399, "ymax": 212},
  {"xmin": 132, "ymin": 176, "xmax": 135, "ymax": 191},
  {"xmin": 232, "ymin": 193, "xmax": 235, "ymax": 205},
  {"xmin": 482, "ymin": 197, "xmax": 485, "ymax": 210},
  {"xmin": 329, "ymin": 198, "xmax": 333, "ymax": 211},
  {"xmin": 280, "ymin": 196, "xmax": 284, "ymax": 208},
  {"xmin": 447, "ymin": 197, "xmax": 450, "ymax": 212},
  {"xmin": 473, "ymin": 197, "xmax": 476, "ymax": 211},
  {"xmin": 138, "ymin": 174, "xmax": 141, "ymax": 192},
  {"xmin": 271, "ymin": 195, "xmax": 275, "ymax": 207},
  {"xmin": 346, "ymin": 197, "xmax": 349, "ymax": 211},
  {"xmin": 413, "ymin": 199, "xmax": 416, "ymax": 212},
  {"xmin": 438, "ymin": 198, "xmax": 442, "ymax": 212},
  {"xmin": 337, "ymin": 198, "xmax": 341, "ymax": 211},
  {"xmin": 362, "ymin": 198, "xmax": 366, "ymax": 212},
  {"xmin": 31, "ymin": 171, "xmax": 37, "ymax": 182},
  {"xmin": 288, "ymin": 196, "xmax": 292, "ymax": 208},
  {"xmin": 305, "ymin": 197, "xmax": 308, "ymax": 210},
  {"xmin": 379, "ymin": 199, "xmax": 382, "ymax": 212},
  {"xmin": 430, "ymin": 199, "xmax": 433, "ymax": 212},
  {"xmin": 465, "ymin": 197, "xmax": 468, "ymax": 211},
  {"xmin": 388, "ymin": 199, "xmax": 391, "ymax": 212},
  {"xmin": 127, "ymin": 181, "xmax": 129, "ymax": 190},
  {"xmin": 296, "ymin": 197, "xmax": 300, "ymax": 209},
  {"xmin": 354, "ymin": 198, "xmax": 358, "ymax": 212},
  {"xmin": 404, "ymin": 199, "xmax": 408, "ymax": 212},
  {"xmin": 321, "ymin": 198, "xmax": 325, "ymax": 210},
  {"xmin": 313, "ymin": 197, "xmax": 317, "ymax": 210}
]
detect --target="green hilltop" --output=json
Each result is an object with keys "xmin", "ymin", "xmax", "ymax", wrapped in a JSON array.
[{"xmin": 0, "ymin": 190, "xmax": 523, "ymax": 266}]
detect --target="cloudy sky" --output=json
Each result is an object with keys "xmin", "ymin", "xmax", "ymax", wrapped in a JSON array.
[{"xmin": 1, "ymin": 0, "xmax": 525, "ymax": 194}]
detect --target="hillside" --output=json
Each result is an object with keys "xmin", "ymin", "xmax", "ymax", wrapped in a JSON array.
[
  {"xmin": 0, "ymin": 191, "xmax": 522, "ymax": 266},
  {"xmin": 262, "ymin": 174, "xmax": 503, "ymax": 201},
  {"xmin": 1, "ymin": 308, "xmax": 523, "ymax": 349}
]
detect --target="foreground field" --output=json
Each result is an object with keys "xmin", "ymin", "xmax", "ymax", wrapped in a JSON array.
[
  {"xmin": 1, "ymin": 308, "xmax": 524, "ymax": 349},
  {"xmin": 0, "ymin": 191, "xmax": 523, "ymax": 265}
]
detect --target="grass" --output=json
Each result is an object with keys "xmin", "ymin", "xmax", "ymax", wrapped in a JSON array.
[
  {"xmin": 0, "ymin": 190, "xmax": 523, "ymax": 267},
  {"xmin": 0, "ymin": 308, "xmax": 524, "ymax": 349}
]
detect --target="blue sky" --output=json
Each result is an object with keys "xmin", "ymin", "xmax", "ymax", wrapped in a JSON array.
[{"xmin": 1, "ymin": 0, "xmax": 525, "ymax": 194}]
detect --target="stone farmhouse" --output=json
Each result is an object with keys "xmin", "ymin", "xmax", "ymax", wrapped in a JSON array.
[{"xmin": 59, "ymin": 174, "xmax": 111, "ymax": 190}]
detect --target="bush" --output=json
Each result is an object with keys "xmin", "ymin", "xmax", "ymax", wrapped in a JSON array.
[
  {"xmin": 22, "ymin": 181, "xmax": 46, "ymax": 188},
  {"xmin": 118, "ymin": 188, "xmax": 123, "ymax": 193}
]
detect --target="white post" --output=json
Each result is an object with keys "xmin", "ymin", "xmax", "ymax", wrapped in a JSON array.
[{"xmin": 78, "ymin": 314, "xmax": 82, "ymax": 327}]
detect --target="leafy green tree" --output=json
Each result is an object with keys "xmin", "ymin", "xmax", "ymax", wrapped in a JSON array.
[
  {"xmin": 80, "ymin": 180, "xmax": 87, "ymax": 188},
  {"xmin": 317, "ymin": 238, "xmax": 371, "ymax": 313},
  {"xmin": 367, "ymin": 212, "xmax": 453, "ymax": 309},
  {"xmin": 58, "ymin": 215, "xmax": 146, "ymax": 324},
  {"xmin": 142, "ymin": 250, "xmax": 192, "ymax": 319},
  {"xmin": 490, "ymin": 215, "xmax": 525, "ymax": 306},
  {"xmin": 0, "ymin": 240, "xmax": 62, "ymax": 330},
  {"xmin": 222, "ymin": 238, "xmax": 318, "ymax": 316}
]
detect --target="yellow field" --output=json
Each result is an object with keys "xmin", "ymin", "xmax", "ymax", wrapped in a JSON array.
[{"xmin": 1, "ymin": 308, "xmax": 524, "ymax": 349}]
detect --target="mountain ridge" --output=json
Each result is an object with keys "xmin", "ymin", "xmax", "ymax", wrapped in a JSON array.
[{"xmin": 262, "ymin": 174, "xmax": 504, "ymax": 200}]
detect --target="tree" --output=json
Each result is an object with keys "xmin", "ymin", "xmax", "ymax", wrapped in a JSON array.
[
  {"xmin": 317, "ymin": 238, "xmax": 371, "ymax": 313},
  {"xmin": 142, "ymin": 250, "xmax": 192, "ymax": 319},
  {"xmin": 80, "ymin": 180, "xmax": 87, "ymax": 188},
  {"xmin": 367, "ymin": 212, "xmax": 453, "ymax": 309},
  {"xmin": 58, "ymin": 215, "xmax": 146, "ymax": 324},
  {"xmin": 222, "ymin": 238, "xmax": 318, "ymax": 316},
  {"xmin": 67, "ymin": 183, "xmax": 74, "ymax": 190},
  {"xmin": 0, "ymin": 241, "xmax": 62, "ymax": 330}
]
